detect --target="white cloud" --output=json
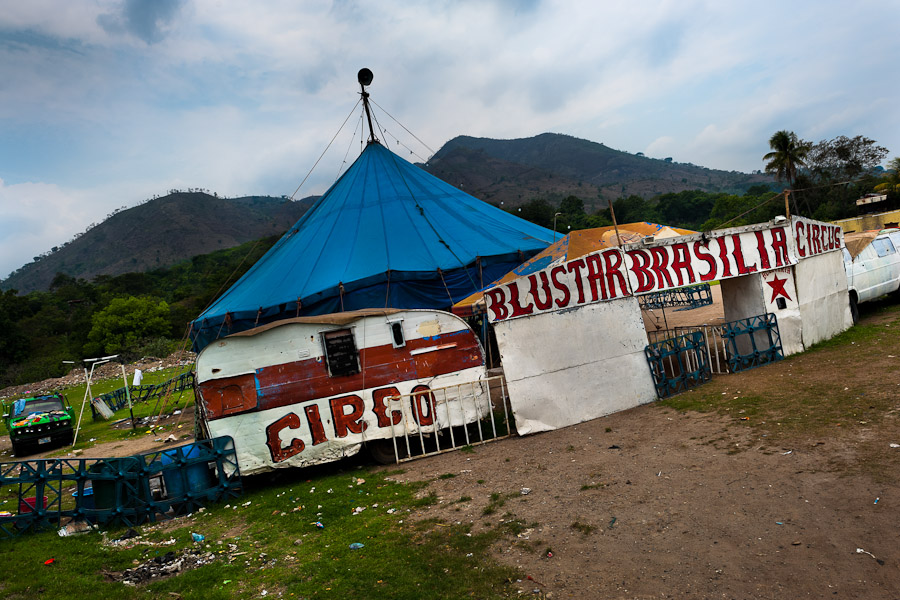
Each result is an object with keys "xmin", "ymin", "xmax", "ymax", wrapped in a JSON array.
[
  {"xmin": 645, "ymin": 137, "xmax": 677, "ymax": 160},
  {"xmin": 1, "ymin": 0, "xmax": 900, "ymax": 279},
  {"xmin": 0, "ymin": 179, "xmax": 89, "ymax": 279}
]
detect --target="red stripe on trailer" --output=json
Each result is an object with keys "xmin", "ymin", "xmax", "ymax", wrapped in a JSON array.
[{"xmin": 199, "ymin": 330, "xmax": 482, "ymax": 420}]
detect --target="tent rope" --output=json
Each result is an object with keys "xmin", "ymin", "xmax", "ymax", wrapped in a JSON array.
[
  {"xmin": 216, "ymin": 313, "xmax": 233, "ymax": 339},
  {"xmin": 335, "ymin": 112, "xmax": 366, "ymax": 183},
  {"xmin": 438, "ymin": 268, "xmax": 455, "ymax": 305},
  {"xmin": 370, "ymin": 98, "xmax": 436, "ymax": 158},
  {"xmin": 289, "ymin": 99, "xmax": 361, "ymax": 201}
]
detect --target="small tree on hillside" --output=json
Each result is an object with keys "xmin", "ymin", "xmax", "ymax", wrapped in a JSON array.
[{"xmin": 85, "ymin": 296, "xmax": 171, "ymax": 355}]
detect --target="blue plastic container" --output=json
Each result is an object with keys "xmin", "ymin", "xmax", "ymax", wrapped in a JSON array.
[
  {"xmin": 160, "ymin": 443, "xmax": 214, "ymax": 500},
  {"xmin": 72, "ymin": 487, "xmax": 95, "ymax": 510}
]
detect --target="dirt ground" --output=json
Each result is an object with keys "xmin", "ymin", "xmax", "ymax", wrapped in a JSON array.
[
  {"xmin": 5, "ymin": 295, "xmax": 900, "ymax": 599},
  {"xmin": 387, "ymin": 404, "xmax": 900, "ymax": 599},
  {"xmin": 385, "ymin": 294, "xmax": 900, "ymax": 600},
  {"xmin": 642, "ymin": 282, "xmax": 725, "ymax": 332}
]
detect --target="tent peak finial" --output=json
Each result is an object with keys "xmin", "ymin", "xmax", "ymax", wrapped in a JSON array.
[{"xmin": 358, "ymin": 68, "xmax": 378, "ymax": 144}]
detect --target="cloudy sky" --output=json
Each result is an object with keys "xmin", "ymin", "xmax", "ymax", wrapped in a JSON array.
[{"xmin": 2, "ymin": 0, "xmax": 898, "ymax": 281}]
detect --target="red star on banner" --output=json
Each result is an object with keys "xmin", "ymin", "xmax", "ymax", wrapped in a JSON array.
[{"xmin": 766, "ymin": 274, "xmax": 792, "ymax": 304}]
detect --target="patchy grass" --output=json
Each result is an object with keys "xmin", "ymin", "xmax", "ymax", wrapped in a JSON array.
[
  {"xmin": 482, "ymin": 491, "xmax": 520, "ymax": 516},
  {"xmin": 661, "ymin": 304, "xmax": 900, "ymax": 438},
  {"xmin": 570, "ymin": 521, "xmax": 596, "ymax": 535},
  {"xmin": 0, "ymin": 468, "xmax": 519, "ymax": 599},
  {"xmin": 580, "ymin": 482, "xmax": 607, "ymax": 491}
]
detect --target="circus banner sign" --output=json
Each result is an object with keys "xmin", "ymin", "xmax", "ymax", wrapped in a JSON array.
[{"xmin": 485, "ymin": 218, "xmax": 843, "ymax": 323}]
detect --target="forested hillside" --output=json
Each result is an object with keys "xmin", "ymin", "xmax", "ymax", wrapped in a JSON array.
[
  {"xmin": 2, "ymin": 192, "xmax": 314, "ymax": 293},
  {"xmin": 0, "ymin": 237, "xmax": 278, "ymax": 387},
  {"xmin": 424, "ymin": 133, "xmax": 773, "ymax": 209}
]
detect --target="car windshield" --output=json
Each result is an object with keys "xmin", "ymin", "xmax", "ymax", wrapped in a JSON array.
[{"xmin": 17, "ymin": 397, "xmax": 65, "ymax": 416}]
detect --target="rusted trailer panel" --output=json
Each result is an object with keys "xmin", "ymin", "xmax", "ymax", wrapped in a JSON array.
[{"xmin": 195, "ymin": 309, "xmax": 489, "ymax": 475}]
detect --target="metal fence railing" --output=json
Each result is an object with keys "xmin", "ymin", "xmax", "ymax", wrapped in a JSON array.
[
  {"xmin": 720, "ymin": 313, "xmax": 783, "ymax": 373},
  {"xmin": 0, "ymin": 436, "xmax": 242, "ymax": 538},
  {"xmin": 92, "ymin": 370, "xmax": 195, "ymax": 418},
  {"xmin": 381, "ymin": 376, "xmax": 511, "ymax": 464},
  {"xmin": 638, "ymin": 283, "xmax": 714, "ymax": 311},
  {"xmin": 645, "ymin": 313, "xmax": 784, "ymax": 398}
]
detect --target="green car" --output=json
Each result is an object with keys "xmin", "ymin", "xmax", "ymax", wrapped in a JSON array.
[{"xmin": 2, "ymin": 393, "xmax": 75, "ymax": 457}]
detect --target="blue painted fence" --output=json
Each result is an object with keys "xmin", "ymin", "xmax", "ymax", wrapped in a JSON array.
[{"xmin": 0, "ymin": 436, "xmax": 241, "ymax": 538}]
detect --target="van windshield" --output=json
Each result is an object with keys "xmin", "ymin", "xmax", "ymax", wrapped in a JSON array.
[{"xmin": 17, "ymin": 396, "xmax": 65, "ymax": 416}]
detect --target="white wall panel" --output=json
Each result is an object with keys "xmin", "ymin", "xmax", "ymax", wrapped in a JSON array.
[
  {"xmin": 494, "ymin": 297, "xmax": 657, "ymax": 435},
  {"xmin": 794, "ymin": 251, "xmax": 853, "ymax": 347}
]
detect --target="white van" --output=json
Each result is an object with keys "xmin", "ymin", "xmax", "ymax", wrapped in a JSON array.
[{"xmin": 842, "ymin": 228, "xmax": 900, "ymax": 322}]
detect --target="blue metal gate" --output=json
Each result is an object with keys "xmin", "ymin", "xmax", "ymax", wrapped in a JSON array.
[
  {"xmin": 721, "ymin": 313, "xmax": 783, "ymax": 373},
  {"xmin": 0, "ymin": 436, "xmax": 242, "ymax": 538},
  {"xmin": 645, "ymin": 330, "xmax": 712, "ymax": 398}
]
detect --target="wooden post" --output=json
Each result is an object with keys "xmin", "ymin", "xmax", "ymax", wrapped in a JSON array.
[
  {"xmin": 607, "ymin": 197, "xmax": 624, "ymax": 249},
  {"xmin": 784, "ymin": 190, "xmax": 791, "ymax": 219},
  {"xmin": 121, "ymin": 364, "xmax": 136, "ymax": 430}
]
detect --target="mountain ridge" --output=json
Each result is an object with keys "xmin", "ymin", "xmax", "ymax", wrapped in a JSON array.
[
  {"xmin": 3, "ymin": 132, "xmax": 774, "ymax": 293},
  {"xmin": 2, "ymin": 192, "xmax": 315, "ymax": 294},
  {"xmin": 423, "ymin": 133, "xmax": 772, "ymax": 209}
]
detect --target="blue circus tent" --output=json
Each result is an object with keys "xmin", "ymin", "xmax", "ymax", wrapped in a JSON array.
[{"xmin": 190, "ymin": 141, "xmax": 554, "ymax": 351}]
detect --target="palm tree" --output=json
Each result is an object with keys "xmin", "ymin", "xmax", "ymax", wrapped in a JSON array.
[{"xmin": 763, "ymin": 130, "xmax": 809, "ymax": 189}]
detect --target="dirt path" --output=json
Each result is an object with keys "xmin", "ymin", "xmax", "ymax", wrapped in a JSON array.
[
  {"xmin": 642, "ymin": 282, "xmax": 725, "ymax": 332},
  {"xmin": 384, "ymin": 295, "xmax": 900, "ymax": 600},
  {"xmin": 387, "ymin": 401, "xmax": 900, "ymax": 599}
]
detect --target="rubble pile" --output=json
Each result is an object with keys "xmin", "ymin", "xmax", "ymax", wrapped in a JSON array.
[{"xmin": 113, "ymin": 548, "xmax": 216, "ymax": 586}]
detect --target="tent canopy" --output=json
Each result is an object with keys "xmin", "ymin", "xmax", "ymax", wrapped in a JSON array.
[
  {"xmin": 190, "ymin": 142, "xmax": 554, "ymax": 351},
  {"xmin": 452, "ymin": 222, "xmax": 696, "ymax": 316}
]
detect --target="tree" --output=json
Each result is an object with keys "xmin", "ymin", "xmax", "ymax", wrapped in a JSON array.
[
  {"xmin": 612, "ymin": 195, "xmax": 659, "ymax": 224},
  {"xmin": 763, "ymin": 130, "xmax": 809, "ymax": 188},
  {"xmin": 873, "ymin": 157, "xmax": 900, "ymax": 194},
  {"xmin": 806, "ymin": 135, "xmax": 889, "ymax": 181},
  {"xmin": 0, "ymin": 289, "xmax": 29, "ymax": 370},
  {"xmin": 516, "ymin": 198, "xmax": 556, "ymax": 228},
  {"xmin": 85, "ymin": 296, "xmax": 171, "ymax": 355},
  {"xmin": 559, "ymin": 195, "xmax": 585, "ymax": 216}
]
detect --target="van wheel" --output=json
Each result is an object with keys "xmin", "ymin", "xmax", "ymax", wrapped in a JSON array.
[
  {"xmin": 850, "ymin": 295, "xmax": 859, "ymax": 325},
  {"xmin": 12, "ymin": 440, "xmax": 30, "ymax": 458},
  {"xmin": 366, "ymin": 440, "xmax": 405, "ymax": 465}
]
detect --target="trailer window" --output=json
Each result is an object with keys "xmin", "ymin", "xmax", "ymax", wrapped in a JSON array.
[
  {"xmin": 322, "ymin": 329, "xmax": 360, "ymax": 377},
  {"xmin": 389, "ymin": 320, "xmax": 405, "ymax": 348}
]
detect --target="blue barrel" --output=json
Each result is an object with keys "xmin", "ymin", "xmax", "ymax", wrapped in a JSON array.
[
  {"xmin": 72, "ymin": 487, "xmax": 95, "ymax": 510},
  {"xmin": 160, "ymin": 443, "xmax": 214, "ymax": 500}
]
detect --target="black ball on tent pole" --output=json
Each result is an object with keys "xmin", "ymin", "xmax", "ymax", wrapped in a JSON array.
[{"xmin": 358, "ymin": 68, "xmax": 378, "ymax": 144}]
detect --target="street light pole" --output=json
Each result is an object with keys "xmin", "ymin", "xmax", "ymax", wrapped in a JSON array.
[
  {"xmin": 70, "ymin": 354, "xmax": 119, "ymax": 447},
  {"xmin": 553, "ymin": 212, "xmax": 562, "ymax": 243}
]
